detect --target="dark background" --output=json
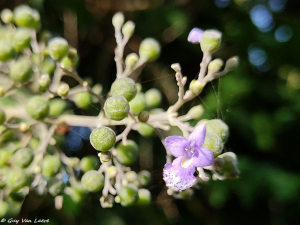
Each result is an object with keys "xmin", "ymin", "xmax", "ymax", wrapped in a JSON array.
[{"xmin": 1, "ymin": 0, "xmax": 300, "ymax": 224}]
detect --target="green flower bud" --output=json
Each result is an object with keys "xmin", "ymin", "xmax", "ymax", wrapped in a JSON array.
[
  {"xmin": 0, "ymin": 126, "xmax": 13, "ymax": 144},
  {"xmin": 125, "ymin": 171, "xmax": 137, "ymax": 183},
  {"xmin": 81, "ymin": 170, "xmax": 104, "ymax": 193},
  {"xmin": 12, "ymin": 148, "xmax": 34, "ymax": 168},
  {"xmin": 189, "ymin": 80, "xmax": 205, "ymax": 96},
  {"xmin": 14, "ymin": 5, "xmax": 40, "ymax": 29},
  {"xmin": 138, "ymin": 170, "xmax": 151, "ymax": 186},
  {"xmin": 138, "ymin": 111, "xmax": 149, "ymax": 122},
  {"xmin": 129, "ymin": 92, "xmax": 147, "ymax": 115},
  {"xmin": 201, "ymin": 119, "xmax": 229, "ymax": 142},
  {"xmin": 68, "ymin": 185, "xmax": 86, "ymax": 203},
  {"xmin": 200, "ymin": 30, "xmax": 222, "ymax": 54},
  {"xmin": 67, "ymin": 157, "xmax": 80, "ymax": 168},
  {"xmin": 116, "ymin": 140, "xmax": 139, "ymax": 165},
  {"xmin": 42, "ymin": 155, "xmax": 61, "ymax": 178},
  {"xmin": 60, "ymin": 56, "xmax": 72, "ymax": 71},
  {"xmin": 136, "ymin": 189, "xmax": 151, "ymax": 206},
  {"xmin": 79, "ymin": 156, "xmax": 99, "ymax": 172},
  {"xmin": 118, "ymin": 184, "xmax": 138, "ymax": 206},
  {"xmin": 0, "ymin": 41, "xmax": 16, "ymax": 62},
  {"xmin": 92, "ymin": 84, "xmax": 103, "ymax": 96},
  {"xmin": 139, "ymin": 38, "xmax": 160, "ymax": 62},
  {"xmin": 187, "ymin": 105, "xmax": 204, "ymax": 120},
  {"xmin": 107, "ymin": 166, "xmax": 118, "ymax": 179},
  {"xmin": 18, "ymin": 122, "xmax": 30, "ymax": 133},
  {"xmin": 41, "ymin": 58, "xmax": 56, "ymax": 75},
  {"xmin": 48, "ymin": 37, "xmax": 69, "ymax": 61},
  {"xmin": 73, "ymin": 92, "xmax": 92, "ymax": 110},
  {"xmin": 29, "ymin": 137, "xmax": 39, "ymax": 151},
  {"xmin": 47, "ymin": 178, "xmax": 65, "ymax": 196},
  {"xmin": 137, "ymin": 123, "xmax": 155, "ymax": 137},
  {"xmin": 1, "ymin": 9, "xmax": 14, "ymax": 24},
  {"xmin": 98, "ymin": 151, "xmax": 112, "ymax": 163},
  {"xmin": 9, "ymin": 57, "xmax": 33, "ymax": 84},
  {"xmin": 208, "ymin": 59, "xmax": 223, "ymax": 74},
  {"xmin": 67, "ymin": 47, "xmax": 79, "ymax": 64},
  {"xmin": 39, "ymin": 74, "xmax": 51, "ymax": 90},
  {"xmin": 136, "ymin": 83, "xmax": 142, "ymax": 93},
  {"xmin": 0, "ymin": 149, "xmax": 11, "ymax": 167},
  {"xmin": 122, "ymin": 21, "xmax": 135, "ymax": 38},
  {"xmin": 145, "ymin": 88, "xmax": 162, "ymax": 108},
  {"xmin": 0, "ymin": 86, "xmax": 5, "ymax": 97},
  {"xmin": 125, "ymin": 53, "xmax": 139, "ymax": 69},
  {"xmin": 49, "ymin": 99, "xmax": 68, "ymax": 117},
  {"xmin": 225, "ymin": 56, "xmax": 239, "ymax": 71},
  {"xmin": 26, "ymin": 96, "xmax": 50, "ymax": 120},
  {"xmin": 7, "ymin": 168, "xmax": 30, "ymax": 191},
  {"xmin": 0, "ymin": 108, "xmax": 6, "ymax": 125},
  {"xmin": 104, "ymin": 96, "xmax": 129, "ymax": 121},
  {"xmin": 57, "ymin": 83, "xmax": 69, "ymax": 97},
  {"xmin": 202, "ymin": 133, "xmax": 224, "ymax": 158},
  {"xmin": 213, "ymin": 152, "xmax": 239, "ymax": 179},
  {"xmin": 90, "ymin": 127, "xmax": 116, "ymax": 152},
  {"xmin": 112, "ymin": 12, "xmax": 124, "ymax": 28},
  {"xmin": 111, "ymin": 78, "xmax": 137, "ymax": 102},
  {"xmin": 13, "ymin": 28, "xmax": 31, "ymax": 52},
  {"xmin": 0, "ymin": 201, "xmax": 9, "ymax": 218}
]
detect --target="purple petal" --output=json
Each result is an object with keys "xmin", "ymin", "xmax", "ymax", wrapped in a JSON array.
[
  {"xmin": 192, "ymin": 147, "xmax": 214, "ymax": 167},
  {"xmin": 165, "ymin": 136, "xmax": 187, "ymax": 157},
  {"xmin": 188, "ymin": 124, "xmax": 206, "ymax": 147},
  {"xmin": 188, "ymin": 28, "xmax": 203, "ymax": 44}
]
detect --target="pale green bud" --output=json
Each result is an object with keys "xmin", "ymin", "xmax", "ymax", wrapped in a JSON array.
[
  {"xmin": 139, "ymin": 38, "xmax": 160, "ymax": 62},
  {"xmin": 125, "ymin": 53, "xmax": 139, "ymax": 69},
  {"xmin": 57, "ymin": 83, "xmax": 69, "ymax": 97},
  {"xmin": 125, "ymin": 171, "xmax": 137, "ymax": 183},
  {"xmin": 39, "ymin": 74, "xmax": 51, "ymax": 89},
  {"xmin": 225, "ymin": 56, "xmax": 239, "ymax": 71},
  {"xmin": 208, "ymin": 59, "xmax": 223, "ymax": 74},
  {"xmin": 187, "ymin": 105, "xmax": 204, "ymax": 120},
  {"xmin": 122, "ymin": 21, "xmax": 135, "ymax": 38},
  {"xmin": 112, "ymin": 12, "xmax": 124, "ymax": 28},
  {"xmin": 18, "ymin": 122, "xmax": 30, "ymax": 133},
  {"xmin": 106, "ymin": 166, "xmax": 118, "ymax": 179},
  {"xmin": 1, "ymin": 9, "xmax": 14, "ymax": 24},
  {"xmin": 200, "ymin": 30, "xmax": 222, "ymax": 54},
  {"xmin": 202, "ymin": 133, "xmax": 224, "ymax": 157},
  {"xmin": 138, "ymin": 111, "xmax": 149, "ymax": 122},
  {"xmin": 98, "ymin": 151, "xmax": 112, "ymax": 163},
  {"xmin": 189, "ymin": 79, "xmax": 205, "ymax": 95}
]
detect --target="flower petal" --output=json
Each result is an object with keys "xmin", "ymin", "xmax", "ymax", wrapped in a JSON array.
[
  {"xmin": 188, "ymin": 124, "xmax": 206, "ymax": 147},
  {"xmin": 192, "ymin": 147, "xmax": 214, "ymax": 167},
  {"xmin": 165, "ymin": 136, "xmax": 187, "ymax": 157},
  {"xmin": 187, "ymin": 28, "xmax": 203, "ymax": 44}
]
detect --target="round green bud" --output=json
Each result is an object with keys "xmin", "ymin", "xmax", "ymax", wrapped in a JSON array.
[
  {"xmin": 67, "ymin": 157, "xmax": 80, "ymax": 168},
  {"xmin": 73, "ymin": 92, "xmax": 92, "ymax": 110},
  {"xmin": 7, "ymin": 168, "xmax": 30, "ymax": 191},
  {"xmin": 111, "ymin": 78, "xmax": 137, "ymax": 102},
  {"xmin": 122, "ymin": 21, "xmax": 135, "ymax": 38},
  {"xmin": 42, "ymin": 58, "xmax": 56, "ymax": 75},
  {"xmin": 39, "ymin": 74, "xmax": 51, "ymax": 89},
  {"xmin": 69, "ymin": 185, "xmax": 86, "ymax": 203},
  {"xmin": 137, "ymin": 123, "xmax": 155, "ymax": 137},
  {"xmin": 57, "ymin": 83, "xmax": 69, "ymax": 97},
  {"xmin": 0, "ymin": 201, "xmax": 9, "ymax": 218},
  {"xmin": 0, "ymin": 86, "xmax": 5, "ymax": 97},
  {"xmin": 90, "ymin": 127, "xmax": 116, "ymax": 152},
  {"xmin": 9, "ymin": 57, "xmax": 33, "ymax": 84},
  {"xmin": 98, "ymin": 151, "xmax": 112, "ymax": 163},
  {"xmin": 225, "ymin": 56, "xmax": 239, "ymax": 71},
  {"xmin": 0, "ymin": 149, "xmax": 11, "ymax": 167},
  {"xmin": 81, "ymin": 170, "xmax": 104, "ymax": 193},
  {"xmin": 41, "ymin": 155, "xmax": 61, "ymax": 178},
  {"xmin": 208, "ymin": 59, "xmax": 223, "ymax": 74},
  {"xmin": 67, "ymin": 47, "xmax": 78, "ymax": 63},
  {"xmin": 26, "ymin": 96, "xmax": 50, "ymax": 120},
  {"xmin": 13, "ymin": 28, "xmax": 31, "ymax": 52},
  {"xmin": 145, "ymin": 88, "xmax": 162, "ymax": 108},
  {"xmin": 18, "ymin": 122, "xmax": 30, "ymax": 133},
  {"xmin": 60, "ymin": 56, "xmax": 72, "ymax": 71},
  {"xmin": 29, "ymin": 137, "xmax": 39, "ymax": 151},
  {"xmin": 0, "ymin": 41, "xmax": 16, "ymax": 62},
  {"xmin": 138, "ymin": 111, "xmax": 149, "ymax": 122},
  {"xmin": 202, "ymin": 133, "xmax": 224, "ymax": 158},
  {"xmin": 80, "ymin": 156, "xmax": 99, "ymax": 172},
  {"xmin": 92, "ymin": 84, "xmax": 103, "ymax": 95},
  {"xmin": 187, "ymin": 105, "xmax": 204, "ymax": 120},
  {"xmin": 1, "ymin": 9, "xmax": 14, "ymax": 24},
  {"xmin": 137, "ymin": 189, "xmax": 151, "ymax": 206},
  {"xmin": 104, "ymin": 96, "xmax": 129, "ymax": 121},
  {"xmin": 112, "ymin": 12, "xmax": 124, "ymax": 28},
  {"xmin": 106, "ymin": 166, "xmax": 118, "ymax": 179},
  {"xmin": 139, "ymin": 38, "xmax": 160, "ymax": 62},
  {"xmin": 118, "ymin": 184, "xmax": 138, "ymax": 206},
  {"xmin": 0, "ymin": 127, "xmax": 13, "ymax": 144},
  {"xmin": 47, "ymin": 178, "xmax": 65, "ymax": 196},
  {"xmin": 14, "ymin": 5, "xmax": 40, "ymax": 28},
  {"xmin": 138, "ymin": 170, "xmax": 151, "ymax": 186},
  {"xmin": 12, "ymin": 148, "xmax": 34, "ymax": 168},
  {"xmin": 125, "ymin": 53, "xmax": 139, "ymax": 69},
  {"xmin": 116, "ymin": 140, "xmax": 138, "ymax": 165},
  {"xmin": 49, "ymin": 99, "xmax": 68, "ymax": 117},
  {"xmin": 189, "ymin": 80, "xmax": 205, "ymax": 96},
  {"xmin": 0, "ymin": 108, "xmax": 6, "ymax": 125},
  {"xmin": 125, "ymin": 171, "xmax": 137, "ymax": 183},
  {"xmin": 203, "ymin": 119, "xmax": 229, "ymax": 142},
  {"xmin": 129, "ymin": 92, "xmax": 146, "ymax": 115},
  {"xmin": 215, "ymin": 152, "xmax": 239, "ymax": 179},
  {"xmin": 200, "ymin": 30, "xmax": 222, "ymax": 54},
  {"xmin": 48, "ymin": 37, "xmax": 69, "ymax": 61}
]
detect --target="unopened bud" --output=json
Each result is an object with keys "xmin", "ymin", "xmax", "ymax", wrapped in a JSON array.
[
  {"xmin": 225, "ymin": 56, "xmax": 239, "ymax": 71},
  {"xmin": 202, "ymin": 133, "xmax": 224, "ymax": 157},
  {"xmin": 139, "ymin": 38, "xmax": 161, "ymax": 62},
  {"xmin": 122, "ymin": 21, "xmax": 135, "ymax": 38},
  {"xmin": 57, "ymin": 83, "xmax": 69, "ymax": 97},
  {"xmin": 125, "ymin": 53, "xmax": 139, "ymax": 69},
  {"xmin": 1, "ymin": 9, "xmax": 14, "ymax": 24},
  {"xmin": 208, "ymin": 59, "xmax": 223, "ymax": 74},
  {"xmin": 67, "ymin": 157, "xmax": 80, "ymax": 167},
  {"xmin": 138, "ymin": 111, "xmax": 149, "ymax": 122},
  {"xmin": 39, "ymin": 74, "xmax": 51, "ymax": 89},
  {"xmin": 187, "ymin": 105, "xmax": 204, "ymax": 119},
  {"xmin": 19, "ymin": 122, "xmax": 30, "ymax": 133},
  {"xmin": 125, "ymin": 171, "xmax": 137, "ymax": 183},
  {"xmin": 100, "ymin": 195, "xmax": 114, "ymax": 208},
  {"xmin": 98, "ymin": 151, "xmax": 112, "ymax": 163},
  {"xmin": 202, "ymin": 119, "xmax": 229, "ymax": 142},
  {"xmin": 112, "ymin": 12, "xmax": 124, "ymax": 28},
  {"xmin": 200, "ymin": 30, "xmax": 222, "ymax": 54},
  {"xmin": 171, "ymin": 63, "xmax": 181, "ymax": 72},
  {"xmin": 106, "ymin": 166, "xmax": 118, "ymax": 179},
  {"xmin": 67, "ymin": 47, "xmax": 78, "ymax": 63},
  {"xmin": 189, "ymin": 80, "xmax": 205, "ymax": 95}
]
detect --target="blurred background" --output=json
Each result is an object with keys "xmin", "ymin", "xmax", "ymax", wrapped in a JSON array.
[{"xmin": 1, "ymin": 0, "xmax": 300, "ymax": 224}]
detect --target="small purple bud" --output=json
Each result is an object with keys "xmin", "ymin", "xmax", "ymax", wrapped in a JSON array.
[{"xmin": 188, "ymin": 28, "xmax": 203, "ymax": 44}]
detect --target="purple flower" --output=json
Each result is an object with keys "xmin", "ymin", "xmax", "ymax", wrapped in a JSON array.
[
  {"xmin": 163, "ymin": 124, "xmax": 214, "ymax": 191},
  {"xmin": 187, "ymin": 27, "xmax": 204, "ymax": 44}
]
